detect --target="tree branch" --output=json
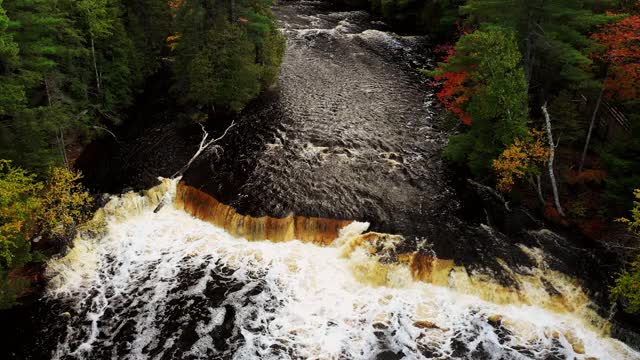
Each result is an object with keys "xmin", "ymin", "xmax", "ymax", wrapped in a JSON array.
[{"xmin": 171, "ymin": 120, "xmax": 236, "ymax": 179}]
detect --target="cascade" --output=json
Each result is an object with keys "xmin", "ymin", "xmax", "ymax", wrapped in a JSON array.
[{"xmin": 40, "ymin": 180, "xmax": 640, "ymax": 359}]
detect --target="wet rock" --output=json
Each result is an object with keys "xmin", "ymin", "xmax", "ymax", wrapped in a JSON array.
[
  {"xmin": 487, "ymin": 314, "xmax": 503, "ymax": 327},
  {"xmin": 413, "ymin": 320, "xmax": 440, "ymax": 330},
  {"xmin": 376, "ymin": 350, "xmax": 404, "ymax": 360}
]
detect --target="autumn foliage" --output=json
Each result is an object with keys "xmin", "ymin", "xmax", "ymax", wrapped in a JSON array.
[
  {"xmin": 0, "ymin": 161, "xmax": 91, "ymax": 308},
  {"xmin": 492, "ymin": 129, "xmax": 549, "ymax": 192},
  {"xmin": 592, "ymin": 14, "xmax": 640, "ymax": 100},
  {"xmin": 432, "ymin": 48, "xmax": 473, "ymax": 125},
  {"xmin": 434, "ymin": 70, "xmax": 472, "ymax": 125}
]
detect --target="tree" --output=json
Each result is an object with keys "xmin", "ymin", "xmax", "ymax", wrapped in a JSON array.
[
  {"xmin": 0, "ymin": 160, "xmax": 41, "ymax": 309},
  {"xmin": 0, "ymin": 0, "xmax": 24, "ymax": 116},
  {"xmin": 37, "ymin": 167, "xmax": 92, "ymax": 239},
  {"xmin": 461, "ymin": 0, "xmax": 616, "ymax": 94},
  {"xmin": 542, "ymin": 103, "xmax": 565, "ymax": 216},
  {"xmin": 172, "ymin": 0, "xmax": 284, "ymax": 111},
  {"xmin": 0, "ymin": 160, "xmax": 41, "ymax": 270},
  {"xmin": 0, "ymin": 160, "xmax": 91, "ymax": 309},
  {"xmin": 592, "ymin": 14, "xmax": 640, "ymax": 102},
  {"xmin": 578, "ymin": 14, "xmax": 640, "ymax": 172},
  {"xmin": 432, "ymin": 26, "xmax": 529, "ymax": 176},
  {"xmin": 492, "ymin": 129, "xmax": 549, "ymax": 199},
  {"xmin": 76, "ymin": 0, "xmax": 113, "ymax": 93},
  {"xmin": 611, "ymin": 189, "xmax": 640, "ymax": 313},
  {"xmin": 1, "ymin": 0, "xmax": 90, "ymax": 171},
  {"xmin": 123, "ymin": 0, "xmax": 172, "ymax": 79},
  {"xmin": 593, "ymin": 11, "xmax": 640, "ymax": 210}
]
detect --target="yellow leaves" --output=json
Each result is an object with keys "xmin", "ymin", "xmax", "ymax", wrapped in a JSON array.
[
  {"xmin": 166, "ymin": 33, "xmax": 181, "ymax": 50},
  {"xmin": 38, "ymin": 167, "xmax": 92, "ymax": 237},
  {"xmin": 0, "ymin": 160, "xmax": 42, "ymax": 267},
  {"xmin": 492, "ymin": 129, "xmax": 550, "ymax": 192},
  {"xmin": 617, "ymin": 189, "xmax": 640, "ymax": 235},
  {"xmin": 0, "ymin": 161, "xmax": 92, "ymax": 268}
]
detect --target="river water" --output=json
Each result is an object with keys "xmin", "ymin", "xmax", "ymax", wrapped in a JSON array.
[
  {"xmin": 7, "ymin": 0, "xmax": 640, "ymax": 359},
  {"xmin": 37, "ymin": 180, "xmax": 638, "ymax": 359}
]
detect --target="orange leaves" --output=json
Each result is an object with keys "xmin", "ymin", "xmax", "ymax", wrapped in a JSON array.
[
  {"xmin": 492, "ymin": 129, "xmax": 550, "ymax": 192},
  {"xmin": 565, "ymin": 169, "xmax": 607, "ymax": 185},
  {"xmin": 434, "ymin": 71, "xmax": 472, "ymax": 125},
  {"xmin": 166, "ymin": 33, "xmax": 181, "ymax": 50},
  {"xmin": 592, "ymin": 15, "xmax": 640, "ymax": 100},
  {"xmin": 168, "ymin": 0, "xmax": 185, "ymax": 12}
]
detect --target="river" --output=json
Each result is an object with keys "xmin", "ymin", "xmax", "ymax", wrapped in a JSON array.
[{"xmin": 5, "ymin": 0, "xmax": 640, "ymax": 359}]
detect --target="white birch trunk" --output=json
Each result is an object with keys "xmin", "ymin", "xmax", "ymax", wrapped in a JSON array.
[
  {"xmin": 541, "ymin": 103, "xmax": 565, "ymax": 217},
  {"xmin": 579, "ymin": 79, "xmax": 606, "ymax": 172}
]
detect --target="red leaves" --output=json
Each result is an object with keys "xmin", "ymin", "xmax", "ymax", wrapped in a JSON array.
[
  {"xmin": 592, "ymin": 15, "xmax": 640, "ymax": 100},
  {"xmin": 430, "ymin": 47, "xmax": 473, "ymax": 125},
  {"xmin": 434, "ymin": 71, "xmax": 472, "ymax": 125}
]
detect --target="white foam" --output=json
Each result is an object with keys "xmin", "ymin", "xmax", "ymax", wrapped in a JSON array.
[{"xmin": 45, "ymin": 190, "xmax": 640, "ymax": 359}]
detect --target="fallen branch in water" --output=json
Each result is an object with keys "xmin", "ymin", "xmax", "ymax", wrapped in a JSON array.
[{"xmin": 171, "ymin": 120, "xmax": 236, "ymax": 179}]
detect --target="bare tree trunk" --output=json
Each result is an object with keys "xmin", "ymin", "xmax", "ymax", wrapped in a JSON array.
[
  {"xmin": 531, "ymin": 175, "xmax": 545, "ymax": 206},
  {"xmin": 91, "ymin": 35, "xmax": 101, "ymax": 92},
  {"xmin": 579, "ymin": 77, "xmax": 607, "ymax": 172},
  {"xmin": 524, "ymin": 14, "xmax": 534, "ymax": 87},
  {"xmin": 542, "ymin": 103, "xmax": 565, "ymax": 217},
  {"xmin": 44, "ymin": 75, "xmax": 52, "ymax": 107}
]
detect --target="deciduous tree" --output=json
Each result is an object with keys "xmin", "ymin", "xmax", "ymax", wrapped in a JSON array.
[{"xmin": 432, "ymin": 26, "xmax": 529, "ymax": 176}]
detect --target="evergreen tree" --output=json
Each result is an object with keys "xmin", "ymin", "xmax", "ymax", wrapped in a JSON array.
[
  {"xmin": 433, "ymin": 26, "xmax": 529, "ymax": 176},
  {"xmin": 0, "ymin": 0, "xmax": 24, "ymax": 116},
  {"xmin": 1, "ymin": 0, "xmax": 89, "ymax": 171},
  {"xmin": 462, "ymin": 0, "xmax": 617, "ymax": 95},
  {"xmin": 172, "ymin": 0, "xmax": 284, "ymax": 111},
  {"xmin": 122, "ymin": 0, "xmax": 172, "ymax": 80}
]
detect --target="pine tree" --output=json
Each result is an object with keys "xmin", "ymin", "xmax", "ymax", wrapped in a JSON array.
[
  {"xmin": 462, "ymin": 0, "xmax": 617, "ymax": 94},
  {"xmin": 172, "ymin": 0, "xmax": 284, "ymax": 111},
  {"xmin": 0, "ymin": 0, "xmax": 24, "ymax": 116},
  {"xmin": 122, "ymin": 0, "xmax": 172, "ymax": 79},
  {"xmin": 1, "ymin": 0, "xmax": 89, "ymax": 171}
]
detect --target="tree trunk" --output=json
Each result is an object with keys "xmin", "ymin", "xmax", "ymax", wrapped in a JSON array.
[
  {"xmin": 579, "ymin": 77, "xmax": 607, "ymax": 172},
  {"xmin": 542, "ymin": 103, "xmax": 565, "ymax": 217},
  {"xmin": 44, "ymin": 75, "xmax": 52, "ymax": 107},
  {"xmin": 60, "ymin": 128, "xmax": 69, "ymax": 169},
  {"xmin": 524, "ymin": 14, "xmax": 534, "ymax": 87},
  {"xmin": 91, "ymin": 35, "xmax": 101, "ymax": 92},
  {"xmin": 531, "ymin": 175, "xmax": 545, "ymax": 206}
]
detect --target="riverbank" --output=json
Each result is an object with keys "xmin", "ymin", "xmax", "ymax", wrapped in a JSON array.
[{"xmin": 2, "ymin": 0, "xmax": 639, "ymax": 358}]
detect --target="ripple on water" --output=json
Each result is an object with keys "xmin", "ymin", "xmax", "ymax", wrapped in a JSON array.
[{"xmin": 40, "ymin": 195, "xmax": 639, "ymax": 359}]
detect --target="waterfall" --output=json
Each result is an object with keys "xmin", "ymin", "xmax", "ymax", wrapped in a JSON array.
[{"xmin": 40, "ymin": 180, "xmax": 639, "ymax": 359}]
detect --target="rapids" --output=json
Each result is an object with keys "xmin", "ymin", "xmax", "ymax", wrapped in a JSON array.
[
  {"xmin": 40, "ymin": 180, "xmax": 639, "ymax": 359},
  {"xmin": 8, "ymin": 1, "xmax": 639, "ymax": 359}
]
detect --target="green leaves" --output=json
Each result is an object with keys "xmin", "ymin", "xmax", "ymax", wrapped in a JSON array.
[
  {"xmin": 172, "ymin": 0, "xmax": 285, "ymax": 111},
  {"xmin": 463, "ymin": 0, "xmax": 617, "ymax": 92},
  {"xmin": 440, "ymin": 26, "xmax": 529, "ymax": 176},
  {"xmin": 0, "ymin": 160, "xmax": 91, "ymax": 309}
]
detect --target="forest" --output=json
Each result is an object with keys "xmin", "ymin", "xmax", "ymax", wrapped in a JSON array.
[
  {"xmin": 335, "ymin": 0, "xmax": 640, "ymax": 315},
  {"xmin": 0, "ymin": 0, "xmax": 284, "ymax": 308},
  {"xmin": 1, "ymin": 0, "xmax": 640, "ymax": 355}
]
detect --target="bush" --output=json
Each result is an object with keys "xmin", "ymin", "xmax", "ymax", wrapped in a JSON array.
[
  {"xmin": 611, "ymin": 189, "xmax": 640, "ymax": 313},
  {"xmin": 0, "ymin": 160, "xmax": 91, "ymax": 308}
]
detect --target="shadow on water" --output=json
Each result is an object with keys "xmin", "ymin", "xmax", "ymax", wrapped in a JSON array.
[{"xmin": 2, "ymin": 0, "xmax": 639, "ymax": 358}]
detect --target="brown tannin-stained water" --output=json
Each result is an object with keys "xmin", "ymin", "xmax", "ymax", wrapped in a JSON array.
[{"xmin": 7, "ymin": 1, "xmax": 640, "ymax": 359}]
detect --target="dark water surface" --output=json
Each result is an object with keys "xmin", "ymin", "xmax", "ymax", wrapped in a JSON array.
[{"xmin": 2, "ymin": 1, "xmax": 640, "ymax": 359}]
